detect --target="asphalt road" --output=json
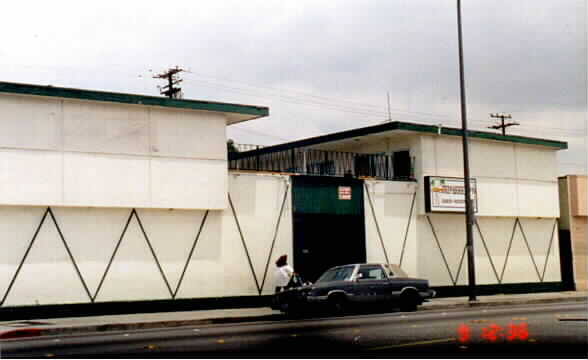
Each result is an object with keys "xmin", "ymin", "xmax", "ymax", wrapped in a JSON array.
[{"xmin": 1, "ymin": 301, "xmax": 586, "ymax": 358}]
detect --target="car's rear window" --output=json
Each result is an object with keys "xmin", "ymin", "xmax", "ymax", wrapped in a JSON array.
[{"xmin": 316, "ymin": 266, "xmax": 355, "ymax": 283}]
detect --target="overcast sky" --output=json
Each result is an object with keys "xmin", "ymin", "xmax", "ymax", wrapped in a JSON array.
[{"xmin": 1, "ymin": 0, "xmax": 586, "ymax": 174}]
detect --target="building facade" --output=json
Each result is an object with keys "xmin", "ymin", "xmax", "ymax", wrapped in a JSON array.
[
  {"xmin": 0, "ymin": 82, "xmax": 570, "ymax": 312},
  {"xmin": 0, "ymin": 82, "xmax": 274, "ymax": 307},
  {"xmin": 230, "ymin": 122, "xmax": 567, "ymax": 296}
]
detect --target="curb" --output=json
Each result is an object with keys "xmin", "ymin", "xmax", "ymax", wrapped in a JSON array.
[
  {"xmin": 422, "ymin": 294, "xmax": 587, "ymax": 310},
  {"xmin": 1, "ymin": 295, "xmax": 585, "ymax": 341}
]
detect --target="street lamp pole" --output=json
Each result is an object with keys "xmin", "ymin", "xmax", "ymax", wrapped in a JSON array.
[{"xmin": 456, "ymin": 0, "xmax": 477, "ymax": 302}]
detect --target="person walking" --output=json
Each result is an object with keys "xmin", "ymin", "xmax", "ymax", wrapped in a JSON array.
[{"xmin": 274, "ymin": 254, "xmax": 294, "ymax": 293}]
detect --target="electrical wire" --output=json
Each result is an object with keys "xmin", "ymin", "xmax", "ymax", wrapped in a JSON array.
[{"xmin": 5, "ymin": 64, "xmax": 585, "ymax": 139}]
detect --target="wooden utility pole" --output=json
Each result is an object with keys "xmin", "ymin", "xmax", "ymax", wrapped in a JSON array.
[
  {"xmin": 153, "ymin": 66, "xmax": 184, "ymax": 99},
  {"xmin": 489, "ymin": 113, "xmax": 519, "ymax": 136}
]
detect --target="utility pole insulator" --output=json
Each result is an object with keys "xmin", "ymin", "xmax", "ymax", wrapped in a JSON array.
[
  {"xmin": 153, "ymin": 66, "xmax": 185, "ymax": 99},
  {"xmin": 489, "ymin": 113, "xmax": 519, "ymax": 136}
]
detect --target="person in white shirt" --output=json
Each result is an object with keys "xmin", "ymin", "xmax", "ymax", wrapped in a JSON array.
[{"xmin": 274, "ymin": 254, "xmax": 294, "ymax": 293}]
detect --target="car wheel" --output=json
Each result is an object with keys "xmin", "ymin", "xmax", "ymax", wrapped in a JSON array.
[
  {"xmin": 329, "ymin": 294, "xmax": 348, "ymax": 315},
  {"xmin": 399, "ymin": 291, "xmax": 419, "ymax": 312}
]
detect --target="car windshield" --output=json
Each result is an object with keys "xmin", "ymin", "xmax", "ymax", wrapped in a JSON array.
[{"xmin": 316, "ymin": 265, "xmax": 355, "ymax": 283}]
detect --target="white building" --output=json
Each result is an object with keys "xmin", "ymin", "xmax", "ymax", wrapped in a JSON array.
[
  {"xmin": 230, "ymin": 121, "xmax": 568, "ymax": 296},
  {"xmin": 0, "ymin": 81, "xmax": 271, "ymax": 308},
  {"xmin": 0, "ymin": 81, "xmax": 569, "ymax": 313}
]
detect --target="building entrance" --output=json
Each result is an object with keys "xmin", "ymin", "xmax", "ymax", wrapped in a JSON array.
[{"xmin": 291, "ymin": 176, "xmax": 366, "ymax": 282}]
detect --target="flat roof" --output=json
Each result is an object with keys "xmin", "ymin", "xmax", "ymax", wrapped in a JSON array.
[
  {"xmin": 231, "ymin": 121, "xmax": 567, "ymax": 159},
  {"xmin": 0, "ymin": 81, "xmax": 269, "ymax": 125}
]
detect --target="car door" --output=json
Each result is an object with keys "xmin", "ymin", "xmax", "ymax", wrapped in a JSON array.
[
  {"xmin": 355, "ymin": 265, "xmax": 388, "ymax": 303},
  {"xmin": 364, "ymin": 265, "xmax": 392, "ymax": 302}
]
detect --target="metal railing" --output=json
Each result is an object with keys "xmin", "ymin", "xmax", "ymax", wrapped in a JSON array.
[
  {"xmin": 231, "ymin": 143, "xmax": 265, "ymax": 152},
  {"xmin": 229, "ymin": 148, "xmax": 415, "ymax": 181}
]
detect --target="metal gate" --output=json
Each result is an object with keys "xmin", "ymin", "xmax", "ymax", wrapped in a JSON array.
[{"xmin": 291, "ymin": 176, "xmax": 366, "ymax": 282}]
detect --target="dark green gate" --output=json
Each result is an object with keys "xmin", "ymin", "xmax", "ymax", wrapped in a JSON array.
[{"xmin": 291, "ymin": 176, "xmax": 366, "ymax": 282}]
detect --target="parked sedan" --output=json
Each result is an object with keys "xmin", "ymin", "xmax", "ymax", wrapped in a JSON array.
[{"xmin": 271, "ymin": 263, "xmax": 435, "ymax": 314}]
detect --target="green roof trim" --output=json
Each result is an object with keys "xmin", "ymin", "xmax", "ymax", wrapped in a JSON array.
[
  {"xmin": 396, "ymin": 122, "xmax": 568, "ymax": 149},
  {"xmin": 231, "ymin": 121, "xmax": 567, "ymax": 159},
  {"xmin": 0, "ymin": 81, "xmax": 269, "ymax": 118}
]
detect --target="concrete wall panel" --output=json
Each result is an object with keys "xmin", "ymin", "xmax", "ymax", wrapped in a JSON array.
[
  {"xmin": 0, "ymin": 95, "xmax": 61, "ymax": 151},
  {"xmin": 150, "ymin": 158, "xmax": 227, "ymax": 210},
  {"xmin": 515, "ymin": 145, "xmax": 558, "ymax": 181},
  {"xmin": 3, "ymin": 214, "xmax": 90, "ymax": 306},
  {"xmin": 364, "ymin": 180, "xmax": 418, "ymax": 276},
  {"xmin": 50, "ymin": 207, "xmax": 133, "ymax": 294},
  {"xmin": 517, "ymin": 180, "xmax": 559, "ymax": 218},
  {"xmin": 150, "ymin": 108, "xmax": 226, "ymax": 160},
  {"xmin": 0, "ymin": 95, "xmax": 230, "ymax": 210},
  {"xmin": 0, "ymin": 207, "xmax": 47, "ymax": 298},
  {"xmin": 94, "ymin": 215, "xmax": 171, "ymax": 302},
  {"xmin": 159, "ymin": 211, "xmax": 229, "ymax": 300},
  {"xmin": 476, "ymin": 179, "xmax": 518, "ymax": 217},
  {"xmin": 517, "ymin": 218, "xmax": 558, "ymax": 256},
  {"xmin": 0, "ymin": 150, "xmax": 63, "ymax": 205},
  {"xmin": 418, "ymin": 135, "xmax": 436, "ymax": 176},
  {"xmin": 417, "ymin": 214, "xmax": 561, "ymax": 287},
  {"xmin": 63, "ymin": 101, "xmax": 150, "ymax": 155},
  {"xmin": 63, "ymin": 152, "xmax": 150, "ymax": 207},
  {"xmin": 0, "ymin": 174, "xmax": 293, "ymax": 306},
  {"xmin": 471, "ymin": 142, "xmax": 516, "ymax": 178},
  {"xmin": 433, "ymin": 137, "xmax": 464, "ymax": 178},
  {"xmin": 135, "ymin": 209, "xmax": 208, "ymax": 291},
  {"xmin": 226, "ymin": 174, "xmax": 292, "ymax": 295},
  {"xmin": 417, "ymin": 136, "xmax": 560, "ymax": 219}
]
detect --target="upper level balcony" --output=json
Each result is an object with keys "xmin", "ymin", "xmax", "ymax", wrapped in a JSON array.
[{"xmin": 228, "ymin": 144, "xmax": 415, "ymax": 181}]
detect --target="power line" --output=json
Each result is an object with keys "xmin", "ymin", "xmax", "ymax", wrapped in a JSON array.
[
  {"xmin": 181, "ymin": 73, "xmax": 585, "ymax": 135},
  {"xmin": 182, "ymin": 72, "xmax": 466, "ymax": 120}
]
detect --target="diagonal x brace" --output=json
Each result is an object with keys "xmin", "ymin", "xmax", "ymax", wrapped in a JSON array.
[{"xmin": 229, "ymin": 194, "xmax": 262, "ymax": 295}]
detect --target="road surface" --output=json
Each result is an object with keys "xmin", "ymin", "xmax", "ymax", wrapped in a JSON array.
[{"xmin": 1, "ymin": 301, "xmax": 586, "ymax": 357}]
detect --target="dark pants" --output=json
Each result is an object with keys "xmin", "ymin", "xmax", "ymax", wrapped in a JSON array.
[{"xmin": 275, "ymin": 286, "xmax": 284, "ymax": 293}]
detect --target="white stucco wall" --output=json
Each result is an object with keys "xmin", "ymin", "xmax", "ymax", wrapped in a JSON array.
[
  {"xmin": 364, "ymin": 180, "xmax": 418, "ymax": 277},
  {"xmin": 416, "ymin": 135, "xmax": 560, "ymax": 218},
  {"xmin": 416, "ymin": 214, "xmax": 561, "ymax": 287},
  {"xmin": 304, "ymin": 132, "xmax": 563, "ymax": 287},
  {"xmin": 413, "ymin": 134, "xmax": 562, "ymax": 286},
  {"xmin": 0, "ymin": 93, "xmax": 228, "ymax": 210},
  {"xmin": 0, "ymin": 173, "xmax": 292, "ymax": 306}
]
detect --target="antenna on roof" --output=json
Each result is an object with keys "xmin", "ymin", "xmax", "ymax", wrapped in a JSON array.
[
  {"xmin": 386, "ymin": 92, "xmax": 392, "ymax": 122},
  {"xmin": 153, "ymin": 66, "xmax": 185, "ymax": 99}
]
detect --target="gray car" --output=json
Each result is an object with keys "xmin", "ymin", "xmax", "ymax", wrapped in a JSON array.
[{"xmin": 272, "ymin": 263, "xmax": 435, "ymax": 314}]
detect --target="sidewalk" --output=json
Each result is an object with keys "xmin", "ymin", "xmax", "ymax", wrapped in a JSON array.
[{"xmin": 1, "ymin": 291, "xmax": 585, "ymax": 340}]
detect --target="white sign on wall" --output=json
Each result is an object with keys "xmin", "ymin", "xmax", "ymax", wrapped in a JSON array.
[
  {"xmin": 338, "ymin": 186, "xmax": 352, "ymax": 200},
  {"xmin": 424, "ymin": 176, "xmax": 478, "ymax": 213}
]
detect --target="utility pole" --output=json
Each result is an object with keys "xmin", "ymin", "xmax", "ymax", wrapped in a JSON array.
[
  {"xmin": 153, "ymin": 66, "xmax": 185, "ymax": 99},
  {"xmin": 456, "ymin": 0, "xmax": 477, "ymax": 302},
  {"xmin": 489, "ymin": 113, "xmax": 519, "ymax": 136}
]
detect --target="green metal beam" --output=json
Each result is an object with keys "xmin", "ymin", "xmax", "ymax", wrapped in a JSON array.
[
  {"xmin": 0, "ymin": 81, "xmax": 269, "ymax": 117},
  {"xmin": 231, "ymin": 121, "xmax": 567, "ymax": 161}
]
